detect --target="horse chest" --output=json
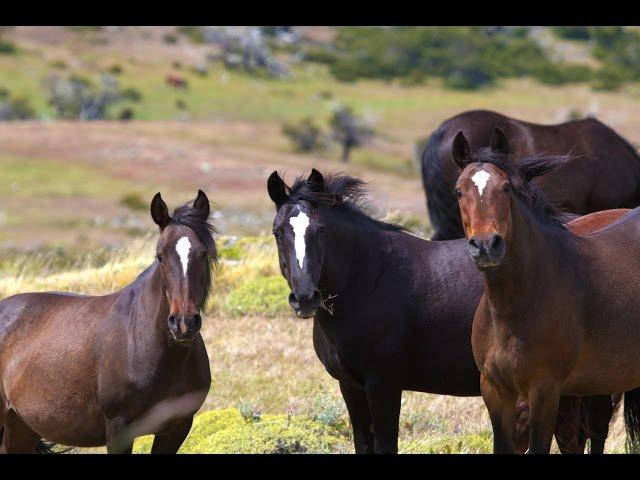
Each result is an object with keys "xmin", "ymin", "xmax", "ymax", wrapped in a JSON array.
[{"xmin": 312, "ymin": 319, "xmax": 360, "ymax": 385}]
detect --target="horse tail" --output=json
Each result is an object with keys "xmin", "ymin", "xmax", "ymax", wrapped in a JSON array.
[
  {"xmin": 420, "ymin": 125, "xmax": 463, "ymax": 240},
  {"xmin": 623, "ymin": 387, "xmax": 640, "ymax": 453}
]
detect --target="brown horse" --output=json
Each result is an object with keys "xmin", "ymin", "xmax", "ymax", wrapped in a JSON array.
[
  {"xmin": 421, "ymin": 109, "xmax": 640, "ymax": 240},
  {"xmin": 0, "ymin": 191, "xmax": 215, "ymax": 453},
  {"xmin": 452, "ymin": 128, "xmax": 640, "ymax": 453}
]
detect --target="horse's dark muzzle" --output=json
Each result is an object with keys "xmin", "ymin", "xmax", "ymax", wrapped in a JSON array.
[
  {"xmin": 289, "ymin": 290, "xmax": 321, "ymax": 319},
  {"xmin": 468, "ymin": 234, "xmax": 505, "ymax": 269},
  {"xmin": 168, "ymin": 313, "xmax": 202, "ymax": 341}
]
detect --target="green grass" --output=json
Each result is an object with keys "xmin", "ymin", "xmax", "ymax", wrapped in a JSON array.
[{"xmin": 0, "ymin": 154, "xmax": 143, "ymax": 199}]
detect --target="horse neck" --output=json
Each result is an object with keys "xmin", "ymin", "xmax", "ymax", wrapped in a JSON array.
[
  {"xmin": 318, "ymin": 206, "xmax": 390, "ymax": 298},
  {"xmin": 482, "ymin": 199, "xmax": 578, "ymax": 316},
  {"xmin": 129, "ymin": 264, "xmax": 194, "ymax": 364}
]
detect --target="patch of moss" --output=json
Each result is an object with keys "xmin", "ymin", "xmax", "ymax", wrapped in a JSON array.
[
  {"xmin": 133, "ymin": 408, "xmax": 348, "ymax": 454},
  {"xmin": 400, "ymin": 430, "xmax": 493, "ymax": 454},
  {"xmin": 222, "ymin": 276, "xmax": 290, "ymax": 318}
]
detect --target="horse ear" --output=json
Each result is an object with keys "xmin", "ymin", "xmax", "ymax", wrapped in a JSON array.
[
  {"xmin": 193, "ymin": 189, "xmax": 210, "ymax": 218},
  {"xmin": 490, "ymin": 127, "xmax": 509, "ymax": 155},
  {"xmin": 267, "ymin": 171, "xmax": 288, "ymax": 207},
  {"xmin": 307, "ymin": 168, "xmax": 324, "ymax": 192},
  {"xmin": 150, "ymin": 192, "xmax": 171, "ymax": 230},
  {"xmin": 451, "ymin": 131, "xmax": 472, "ymax": 171}
]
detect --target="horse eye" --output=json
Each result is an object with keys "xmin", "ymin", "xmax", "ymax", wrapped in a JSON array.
[
  {"xmin": 454, "ymin": 188, "xmax": 462, "ymax": 199},
  {"xmin": 317, "ymin": 226, "xmax": 325, "ymax": 234},
  {"xmin": 156, "ymin": 254, "xmax": 163, "ymax": 263},
  {"xmin": 503, "ymin": 184, "xmax": 512, "ymax": 193}
]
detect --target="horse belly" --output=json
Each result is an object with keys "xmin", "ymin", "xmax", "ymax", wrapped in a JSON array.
[
  {"xmin": 1, "ymin": 337, "xmax": 106, "ymax": 445},
  {"xmin": 5, "ymin": 372, "xmax": 106, "ymax": 446}
]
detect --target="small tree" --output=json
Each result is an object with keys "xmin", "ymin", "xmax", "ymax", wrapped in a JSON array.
[{"xmin": 329, "ymin": 106, "xmax": 374, "ymax": 162}]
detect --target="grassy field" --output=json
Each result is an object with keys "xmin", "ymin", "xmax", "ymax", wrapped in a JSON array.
[
  {"xmin": 0, "ymin": 27, "xmax": 638, "ymax": 453},
  {"xmin": 0, "ymin": 236, "xmax": 629, "ymax": 453}
]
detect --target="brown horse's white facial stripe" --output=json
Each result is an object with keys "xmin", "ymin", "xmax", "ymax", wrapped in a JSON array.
[
  {"xmin": 289, "ymin": 208, "xmax": 310, "ymax": 269},
  {"xmin": 175, "ymin": 236, "xmax": 191, "ymax": 277},
  {"xmin": 472, "ymin": 169, "xmax": 491, "ymax": 198}
]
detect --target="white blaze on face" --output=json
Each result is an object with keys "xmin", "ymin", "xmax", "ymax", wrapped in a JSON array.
[
  {"xmin": 289, "ymin": 209, "xmax": 310, "ymax": 270},
  {"xmin": 471, "ymin": 169, "xmax": 491, "ymax": 198},
  {"xmin": 175, "ymin": 236, "xmax": 192, "ymax": 277}
]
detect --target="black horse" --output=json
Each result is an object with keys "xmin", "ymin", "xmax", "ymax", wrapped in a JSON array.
[
  {"xmin": 421, "ymin": 109, "xmax": 640, "ymax": 240},
  {"xmin": 267, "ymin": 168, "xmax": 618, "ymax": 454}
]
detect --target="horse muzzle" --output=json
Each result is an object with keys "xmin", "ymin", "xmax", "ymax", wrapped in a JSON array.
[
  {"xmin": 467, "ymin": 234, "xmax": 505, "ymax": 270},
  {"xmin": 288, "ymin": 290, "xmax": 321, "ymax": 319},
  {"xmin": 168, "ymin": 313, "xmax": 202, "ymax": 342}
]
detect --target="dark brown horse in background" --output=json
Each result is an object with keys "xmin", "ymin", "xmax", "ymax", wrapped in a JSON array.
[
  {"xmin": 268, "ymin": 168, "xmax": 626, "ymax": 454},
  {"xmin": 452, "ymin": 129, "xmax": 640, "ymax": 453},
  {"xmin": 421, "ymin": 109, "xmax": 640, "ymax": 240},
  {"xmin": 0, "ymin": 191, "xmax": 215, "ymax": 453}
]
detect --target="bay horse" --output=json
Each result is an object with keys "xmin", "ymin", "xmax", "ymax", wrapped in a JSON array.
[
  {"xmin": 267, "ymin": 168, "xmax": 626, "ymax": 454},
  {"xmin": 452, "ymin": 128, "xmax": 640, "ymax": 453},
  {"xmin": 421, "ymin": 109, "xmax": 640, "ymax": 240},
  {"xmin": 0, "ymin": 190, "xmax": 215, "ymax": 453}
]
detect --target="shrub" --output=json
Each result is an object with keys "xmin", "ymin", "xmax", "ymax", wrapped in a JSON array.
[
  {"xmin": 120, "ymin": 88, "xmax": 142, "ymax": 103},
  {"xmin": 591, "ymin": 64, "xmax": 628, "ymax": 91},
  {"xmin": 552, "ymin": 26, "xmax": 592, "ymax": 41},
  {"xmin": 237, "ymin": 399, "xmax": 263, "ymax": 423},
  {"xmin": 310, "ymin": 394, "xmax": 346, "ymax": 428},
  {"xmin": 120, "ymin": 193, "xmax": 146, "ymax": 211},
  {"xmin": 163, "ymin": 33, "xmax": 179, "ymax": 44},
  {"xmin": 118, "ymin": 108, "xmax": 135, "ymax": 121},
  {"xmin": 222, "ymin": 276, "xmax": 290, "ymax": 318},
  {"xmin": 0, "ymin": 95, "xmax": 36, "ymax": 121},
  {"xmin": 282, "ymin": 117, "xmax": 326, "ymax": 152},
  {"xmin": 109, "ymin": 64, "xmax": 123, "ymax": 75},
  {"xmin": 0, "ymin": 39, "xmax": 16, "ymax": 55}
]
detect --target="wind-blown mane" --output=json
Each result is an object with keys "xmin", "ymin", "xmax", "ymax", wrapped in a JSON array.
[
  {"xmin": 472, "ymin": 147, "xmax": 570, "ymax": 231},
  {"xmin": 169, "ymin": 201, "xmax": 218, "ymax": 311},
  {"xmin": 287, "ymin": 172, "xmax": 410, "ymax": 233}
]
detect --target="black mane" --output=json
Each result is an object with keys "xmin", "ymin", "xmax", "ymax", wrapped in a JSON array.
[
  {"xmin": 472, "ymin": 147, "xmax": 570, "ymax": 231},
  {"xmin": 170, "ymin": 201, "xmax": 218, "ymax": 311},
  {"xmin": 287, "ymin": 173, "xmax": 410, "ymax": 233}
]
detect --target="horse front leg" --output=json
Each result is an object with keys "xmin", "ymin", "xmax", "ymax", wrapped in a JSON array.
[
  {"xmin": 105, "ymin": 416, "xmax": 133, "ymax": 454},
  {"xmin": 480, "ymin": 373, "xmax": 519, "ymax": 454},
  {"xmin": 364, "ymin": 381, "xmax": 402, "ymax": 454},
  {"xmin": 527, "ymin": 383, "xmax": 560, "ymax": 454},
  {"xmin": 339, "ymin": 380, "xmax": 374, "ymax": 453},
  {"xmin": 151, "ymin": 416, "xmax": 193, "ymax": 454}
]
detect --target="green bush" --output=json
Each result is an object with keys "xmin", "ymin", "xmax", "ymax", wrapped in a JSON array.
[
  {"xmin": 119, "ymin": 193, "xmax": 147, "ymax": 211},
  {"xmin": 133, "ymin": 408, "xmax": 349, "ymax": 454},
  {"xmin": 592, "ymin": 64, "xmax": 628, "ymax": 91},
  {"xmin": 120, "ymin": 88, "xmax": 143, "ymax": 103},
  {"xmin": 223, "ymin": 276, "xmax": 290, "ymax": 318},
  {"xmin": 551, "ymin": 26, "xmax": 592, "ymax": 41},
  {"xmin": 0, "ymin": 39, "xmax": 16, "ymax": 54},
  {"xmin": 282, "ymin": 116, "xmax": 326, "ymax": 152}
]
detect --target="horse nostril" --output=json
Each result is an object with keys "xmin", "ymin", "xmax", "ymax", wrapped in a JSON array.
[
  {"xmin": 490, "ymin": 234, "xmax": 504, "ymax": 253},
  {"xmin": 192, "ymin": 313, "xmax": 202, "ymax": 330},
  {"xmin": 468, "ymin": 238, "xmax": 480, "ymax": 255},
  {"xmin": 168, "ymin": 315, "xmax": 177, "ymax": 326}
]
